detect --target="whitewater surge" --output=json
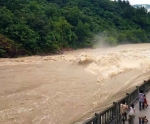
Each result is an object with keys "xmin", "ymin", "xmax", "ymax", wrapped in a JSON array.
[
  {"xmin": 1, "ymin": 46, "xmax": 150, "ymax": 83},
  {"xmin": 73, "ymin": 47, "xmax": 150, "ymax": 82},
  {"xmin": 0, "ymin": 44, "xmax": 150, "ymax": 124}
]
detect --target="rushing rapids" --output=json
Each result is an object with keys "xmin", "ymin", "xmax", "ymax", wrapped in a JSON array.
[{"xmin": 0, "ymin": 44, "xmax": 150, "ymax": 124}]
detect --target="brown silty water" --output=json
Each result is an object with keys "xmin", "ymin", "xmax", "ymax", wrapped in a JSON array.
[{"xmin": 0, "ymin": 44, "xmax": 150, "ymax": 124}]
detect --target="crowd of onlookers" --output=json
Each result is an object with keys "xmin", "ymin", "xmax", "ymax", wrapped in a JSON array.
[{"xmin": 120, "ymin": 90, "xmax": 148, "ymax": 124}]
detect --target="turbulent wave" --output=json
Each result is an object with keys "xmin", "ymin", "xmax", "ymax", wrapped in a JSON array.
[
  {"xmin": 0, "ymin": 44, "xmax": 150, "ymax": 124},
  {"xmin": 74, "ymin": 48, "xmax": 150, "ymax": 82}
]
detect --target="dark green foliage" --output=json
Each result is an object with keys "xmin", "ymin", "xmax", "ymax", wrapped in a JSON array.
[
  {"xmin": 0, "ymin": 0, "xmax": 150, "ymax": 57},
  {"xmin": 0, "ymin": 34, "xmax": 27, "ymax": 57}
]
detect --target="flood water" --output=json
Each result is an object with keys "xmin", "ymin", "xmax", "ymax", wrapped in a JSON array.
[{"xmin": 0, "ymin": 44, "xmax": 150, "ymax": 124}]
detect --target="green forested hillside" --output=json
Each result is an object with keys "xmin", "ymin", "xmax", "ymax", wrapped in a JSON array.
[{"xmin": 0, "ymin": 0, "xmax": 150, "ymax": 57}]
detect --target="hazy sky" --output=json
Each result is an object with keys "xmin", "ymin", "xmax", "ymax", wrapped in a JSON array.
[{"xmin": 127, "ymin": 0, "xmax": 150, "ymax": 5}]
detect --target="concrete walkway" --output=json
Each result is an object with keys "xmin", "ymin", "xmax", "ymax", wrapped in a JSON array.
[
  {"xmin": 122, "ymin": 91, "xmax": 150, "ymax": 124},
  {"xmin": 109, "ymin": 91, "xmax": 150, "ymax": 124},
  {"xmin": 133, "ymin": 91, "xmax": 150, "ymax": 124}
]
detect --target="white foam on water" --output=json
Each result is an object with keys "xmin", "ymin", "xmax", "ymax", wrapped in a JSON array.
[{"xmin": 73, "ymin": 47, "xmax": 150, "ymax": 83}]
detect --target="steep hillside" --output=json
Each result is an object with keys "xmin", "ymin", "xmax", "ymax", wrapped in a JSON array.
[{"xmin": 0, "ymin": 0, "xmax": 150, "ymax": 57}]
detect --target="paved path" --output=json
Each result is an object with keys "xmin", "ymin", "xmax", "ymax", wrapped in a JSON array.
[
  {"xmin": 133, "ymin": 91, "xmax": 150, "ymax": 124},
  {"xmin": 109, "ymin": 90, "xmax": 150, "ymax": 124},
  {"xmin": 122, "ymin": 90, "xmax": 150, "ymax": 124}
]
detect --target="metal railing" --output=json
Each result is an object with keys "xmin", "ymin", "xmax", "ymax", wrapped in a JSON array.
[{"xmin": 83, "ymin": 79, "xmax": 150, "ymax": 124}]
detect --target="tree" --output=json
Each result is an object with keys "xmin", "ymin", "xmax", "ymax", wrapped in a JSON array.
[{"xmin": 0, "ymin": 0, "xmax": 150, "ymax": 57}]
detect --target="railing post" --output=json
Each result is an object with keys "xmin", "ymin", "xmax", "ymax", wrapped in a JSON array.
[
  {"xmin": 113, "ymin": 101, "xmax": 117, "ymax": 116},
  {"xmin": 126, "ymin": 92, "xmax": 130, "ymax": 104},
  {"xmin": 113, "ymin": 101, "xmax": 118, "ymax": 124},
  {"xmin": 144, "ymin": 80, "xmax": 147, "ymax": 93},
  {"xmin": 148, "ymin": 79, "xmax": 150, "ymax": 89},
  {"xmin": 144, "ymin": 80, "xmax": 147, "ymax": 92},
  {"xmin": 95, "ymin": 113, "xmax": 101, "ymax": 124},
  {"xmin": 136, "ymin": 86, "xmax": 139, "ymax": 94}
]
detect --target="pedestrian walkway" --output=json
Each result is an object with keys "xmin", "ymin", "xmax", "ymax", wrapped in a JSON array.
[
  {"xmin": 121, "ymin": 90, "xmax": 150, "ymax": 124},
  {"xmin": 132, "ymin": 90, "xmax": 150, "ymax": 124},
  {"xmin": 108, "ymin": 90, "xmax": 150, "ymax": 124},
  {"xmin": 83, "ymin": 79, "xmax": 150, "ymax": 124}
]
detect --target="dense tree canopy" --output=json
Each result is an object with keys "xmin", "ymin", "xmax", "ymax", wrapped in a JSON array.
[{"xmin": 0, "ymin": 0, "xmax": 150, "ymax": 57}]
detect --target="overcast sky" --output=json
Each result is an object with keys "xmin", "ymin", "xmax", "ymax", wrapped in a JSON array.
[{"xmin": 127, "ymin": 0, "xmax": 150, "ymax": 5}]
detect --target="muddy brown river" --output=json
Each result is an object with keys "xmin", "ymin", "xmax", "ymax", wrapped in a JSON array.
[{"xmin": 0, "ymin": 44, "xmax": 150, "ymax": 124}]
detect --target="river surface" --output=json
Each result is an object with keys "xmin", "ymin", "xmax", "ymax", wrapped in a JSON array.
[{"xmin": 0, "ymin": 44, "xmax": 150, "ymax": 124}]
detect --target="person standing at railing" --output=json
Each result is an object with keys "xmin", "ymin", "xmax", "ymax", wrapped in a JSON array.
[
  {"xmin": 139, "ymin": 90, "xmax": 144, "ymax": 110},
  {"xmin": 128, "ymin": 104, "xmax": 135, "ymax": 124},
  {"xmin": 120, "ymin": 100, "xmax": 128, "ymax": 124}
]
